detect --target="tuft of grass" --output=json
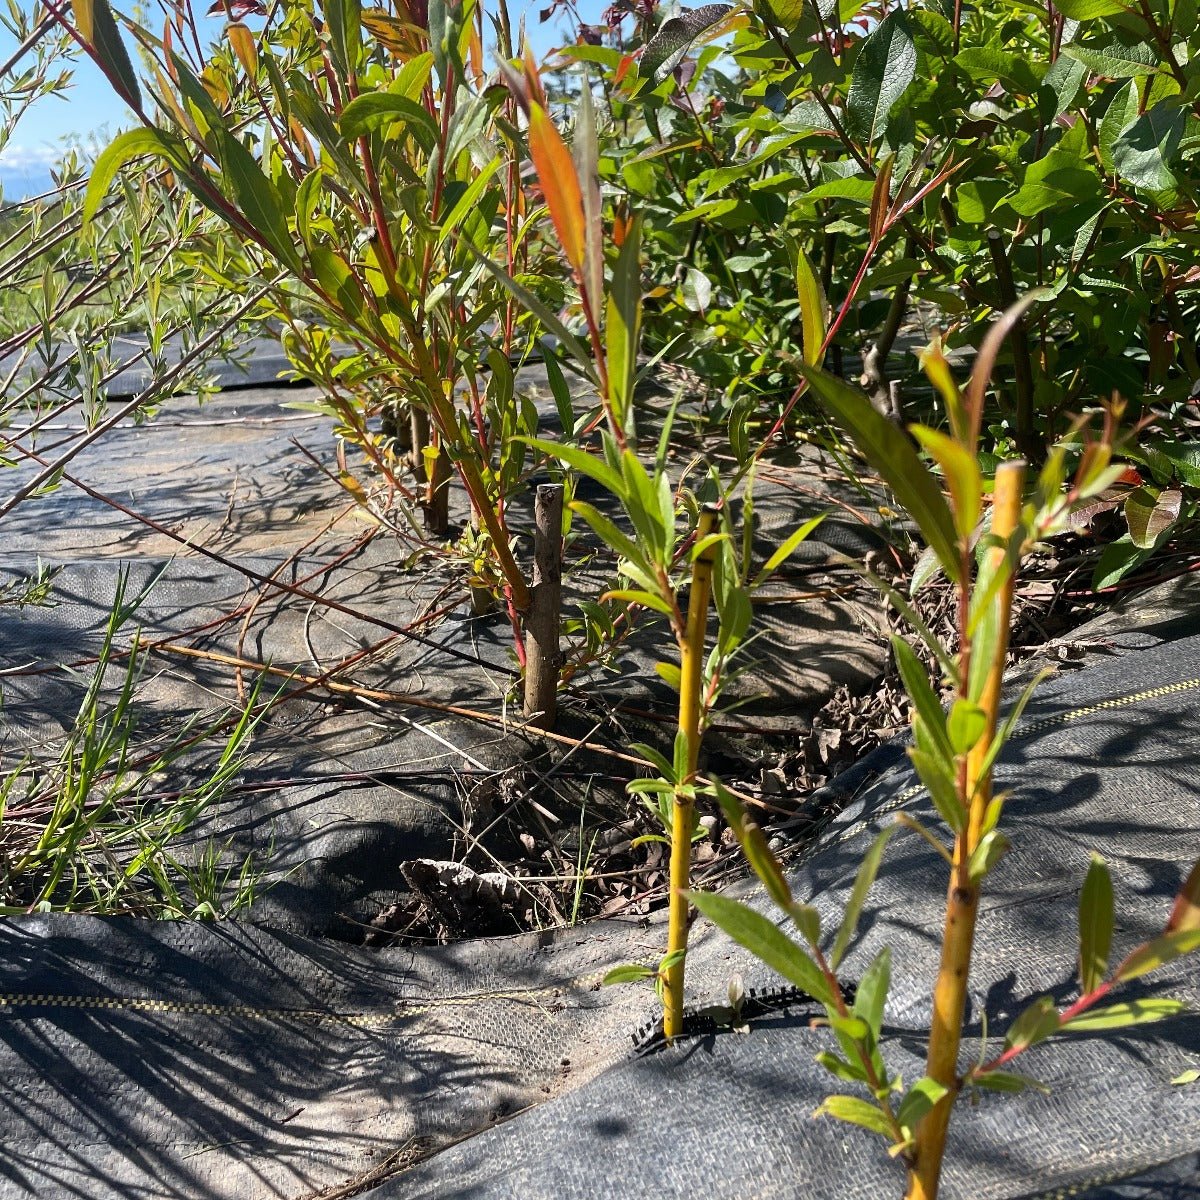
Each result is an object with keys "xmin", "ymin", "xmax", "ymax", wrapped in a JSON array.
[{"xmin": 0, "ymin": 568, "xmax": 273, "ymax": 918}]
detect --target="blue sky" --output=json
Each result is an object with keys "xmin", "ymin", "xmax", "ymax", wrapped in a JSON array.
[{"xmin": 0, "ymin": 1, "xmax": 609, "ymax": 197}]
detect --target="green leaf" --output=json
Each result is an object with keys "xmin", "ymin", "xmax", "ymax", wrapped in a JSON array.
[
  {"xmin": 569, "ymin": 499, "xmax": 643, "ymax": 565},
  {"xmin": 1003, "ymin": 995, "xmax": 1061, "ymax": 1053},
  {"xmin": 971, "ymin": 1070, "xmax": 1049, "ymax": 1094},
  {"xmin": 794, "ymin": 244, "xmax": 828, "ymax": 366},
  {"xmin": 1091, "ymin": 534, "xmax": 1153, "ymax": 590},
  {"xmin": 74, "ymin": 0, "xmax": 142, "ymax": 111},
  {"xmin": 830, "ymin": 825, "xmax": 897, "ymax": 970},
  {"xmin": 1117, "ymin": 928, "xmax": 1200, "ymax": 982},
  {"xmin": 1079, "ymin": 854, "xmax": 1114, "ymax": 994},
  {"xmin": 604, "ymin": 589, "xmax": 675, "ymax": 617},
  {"xmin": 687, "ymin": 890, "xmax": 835, "ymax": 1005},
  {"xmin": 339, "ymin": 93, "xmax": 439, "ymax": 147},
  {"xmin": 947, "ymin": 699, "xmax": 987, "ymax": 756},
  {"xmin": 217, "ymin": 132, "xmax": 301, "ymax": 271},
  {"xmin": 816, "ymin": 1051, "xmax": 869, "ymax": 1084},
  {"xmin": 1041, "ymin": 54, "xmax": 1087, "ymax": 118},
  {"xmin": 1171, "ymin": 1068, "xmax": 1200, "ymax": 1085},
  {"xmin": 787, "ymin": 902, "xmax": 821, "ymax": 946},
  {"xmin": 1054, "ymin": 0, "xmax": 1127, "ymax": 16},
  {"xmin": 1099, "ymin": 79, "xmax": 1141, "ymax": 172},
  {"xmin": 629, "ymin": 742, "xmax": 674, "ymax": 780},
  {"xmin": 1113, "ymin": 101, "xmax": 1186, "ymax": 191},
  {"xmin": 655, "ymin": 661, "xmax": 682, "ymax": 691},
  {"xmin": 846, "ymin": 11, "xmax": 917, "ymax": 144},
  {"xmin": 911, "ymin": 426, "xmax": 981, "ymax": 540},
  {"xmin": 84, "ymin": 128, "xmax": 184, "ymax": 224},
  {"xmin": 607, "ymin": 214, "xmax": 644, "ymax": 429},
  {"xmin": 542, "ymin": 353, "xmax": 576, "ymax": 436},
  {"xmin": 602, "ymin": 963, "xmax": 656, "ymax": 985},
  {"xmin": 852, "ymin": 946, "xmax": 891, "ymax": 1041},
  {"xmin": 955, "ymin": 47, "xmax": 1040, "ymax": 94},
  {"xmin": 814, "ymin": 1094, "xmax": 895, "ymax": 1138},
  {"xmin": 639, "ymin": 3, "xmax": 733, "ymax": 84},
  {"xmin": 1124, "ymin": 487, "xmax": 1181, "ymax": 549},
  {"xmin": 891, "ymin": 636, "xmax": 953, "ymax": 762},
  {"xmin": 752, "ymin": 514, "xmax": 826, "ymax": 587},
  {"xmin": 967, "ymin": 830, "xmax": 1011, "ymax": 883},
  {"xmin": 908, "ymin": 748, "xmax": 965, "ymax": 833},
  {"xmin": 327, "ymin": 0, "xmax": 362, "ymax": 75},
  {"xmin": 524, "ymin": 439, "xmax": 622, "ymax": 495},
  {"xmin": 842, "ymin": 558, "xmax": 960, "ymax": 686},
  {"xmin": 710, "ymin": 781, "xmax": 794, "ymax": 911},
  {"xmin": 462, "ymin": 246, "xmax": 595, "ymax": 376},
  {"xmin": 1062, "ymin": 998, "xmax": 1188, "ymax": 1032},
  {"xmin": 895, "ymin": 1076, "xmax": 949, "ymax": 1131},
  {"xmin": 800, "ymin": 364, "xmax": 961, "ymax": 584},
  {"xmin": 1062, "ymin": 41, "xmax": 1157, "ymax": 78},
  {"xmin": 436, "ymin": 156, "xmax": 502, "ymax": 248}
]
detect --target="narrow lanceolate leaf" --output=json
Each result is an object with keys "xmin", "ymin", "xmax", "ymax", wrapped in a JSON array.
[
  {"xmin": 814, "ymin": 1095, "xmax": 895, "ymax": 1139},
  {"xmin": 830, "ymin": 826, "xmax": 897, "ymax": 970},
  {"xmin": 528, "ymin": 102, "xmax": 586, "ymax": 275},
  {"xmin": 326, "ymin": 0, "xmax": 363, "ymax": 75},
  {"xmin": 217, "ymin": 132, "xmax": 301, "ymax": 271},
  {"xmin": 606, "ymin": 214, "xmax": 643, "ymax": 429},
  {"xmin": 74, "ymin": 0, "xmax": 142, "ymax": 111},
  {"xmin": 1117, "ymin": 928, "xmax": 1200, "ymax": 982},
  {"xmin": 800, "ymin": 364, "xmax": 961, "ymax": 585},
  {"xmin": 602, "ymin": 963, "xmax": 656, "ymax": 985},
  {"xmin": 1003, "ymin": 995, "xmax": 1061, "ymax": 1053},
  {"xmin": 971, "ymin": 1070, "xmax": 1048, "ymax": 1094},
  {"xmin": 575, "ymin": 76, "xmax": 604, "ymax": 317},
  {"xmin": 226, "ymin": 21, "xmax": 258, "ymax": 74},
  {"xmin": 1078, "ymin": 854, "xmax": 1115, "ymax": 994},
  {"xmin": 908, "ymin": 749, "xmax": 964, "ymax": 833},
  {"xmin": 687, "ymin": 890, "xmax": 835, "ymax": 1006},
  {"xmin": 966, "ymin": 830, "xmax": 1010, "ymax": 883},
  {"xmin": 752, "ymin": 513, "xmax": 826, "ymax": 587},
  {"xmin": 1167, "ymin": 860, "xmax": 1200, "ymax": 934},
  {"xmin": 895, "ymin": 1077, "xmax": 949, "ymax": 1131},
  {"xmin": 464, "ymin": 246, "xmax": 594, "ymax": 375},
  {"xmin": 1062, "ymin": 998, "xmax": 1188, "ymax": 1032},
  {"xmin": 891, "ymin": 636, "xmax": 953, "ymax": 764},
  {"xmin": 868, "ymin": 154, "xmax": 894, "ymax": 244},
  {"xmin": 712, "ymin": 780, "xmax": 793, "ymax": 911},
  {"xmin": 846, "ymin": 11, "xmax": 916, "ymax": 144},
  {"xmin": 521, "ymin": 437, "xmax": 623, "ymax": 494},
  {"xmin": 919, "ymin": 337, "xmax": 968, "ymax": 445},
  {"xmin": 911, "ymin": 426, "xmax": 981, "ymax": 541},
  {"xmin": 852, "ymin": 946, "xmax": 891, "ymax": 1041},
  {"xmin": 84, "ymin": 128, "xmax": 186, "ymax": 224},
  {"xmin": 794, "ymin": 245, "xmax": 828, "ymax": 366}
]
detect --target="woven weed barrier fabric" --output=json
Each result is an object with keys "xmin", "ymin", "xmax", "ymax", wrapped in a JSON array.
[
  {"xmin": 388, "ymin": 626, "xmax": 1200, "ymax": 1200},
  {"xmin": 1, "ymin": 623, "xmax": 1198, "ymax": 1198}
]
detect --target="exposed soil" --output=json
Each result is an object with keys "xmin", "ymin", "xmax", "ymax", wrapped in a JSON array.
[{"xmin": 369, "ymin": 533, "xmax": 1115, "ymax": 946}]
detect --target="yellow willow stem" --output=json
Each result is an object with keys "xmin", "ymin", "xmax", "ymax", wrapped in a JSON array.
[
  {"xmin": 664, "ymin": 505, "xmax": 719, "ymax": 1041},
  {"xmin": 907, "ymin": 460, "xmax": 1025, "ymax": 1200}
]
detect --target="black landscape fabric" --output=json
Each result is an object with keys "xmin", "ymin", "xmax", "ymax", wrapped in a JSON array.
[{"xmin": 2, "ymin": 623, "xmax": 1199, "ymax": 1198}]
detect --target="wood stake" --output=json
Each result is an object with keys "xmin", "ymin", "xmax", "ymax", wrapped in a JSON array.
[{"xmin": 523, "ymin": 483, "xmax": 564, "ymax": 730}]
